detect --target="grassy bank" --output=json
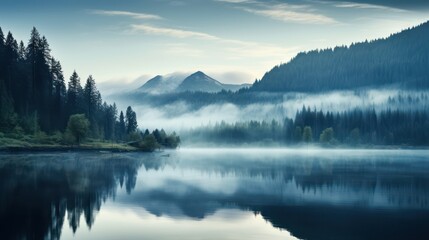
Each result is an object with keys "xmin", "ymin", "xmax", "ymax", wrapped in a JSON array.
[{"xmin": 0, "ymin": 134, "xmax": 155, "ymax": 153}]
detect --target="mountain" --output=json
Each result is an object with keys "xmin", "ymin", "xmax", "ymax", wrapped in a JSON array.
[
  {"xmin": 137, "ymin": 72, "xmax": 189, "ymax": 94},
  {"xmin": 177, "ymin": 71, "xmax": 251, "ymax": 93},
  {"xmin": 177, "ymin": 71, "xmax": 225, "ymax": 93},
  {"xmin": 252, "ymin": 21, "xmax": 429, "ymax": 92},
  {"xmin": 138, "ymin": 71, "xmax": 250, "ymax": 94}
]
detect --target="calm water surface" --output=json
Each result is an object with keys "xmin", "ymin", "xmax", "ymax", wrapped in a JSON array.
[{"xmin": 1, "ymin": 148, "xmax": 429, "ymax": 240}]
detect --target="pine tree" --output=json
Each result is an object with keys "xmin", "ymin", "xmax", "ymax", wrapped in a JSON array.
[
  {"xmin": 51, "ymin": 58, "xmax": 66, "ymax": 130},
  {"xmin": 0, "ymin": 27, "xmax": 4, "ymax": 46},
  {"xmin": 125, "ymin": 106, "xmax": 138, "ymax": 134},
  {"xmin": 18, "ymin": 41, "xmax": 26, "ymax": 61},
  {"xmin": 26, "ymin": 27, "xmax": 41, "ymax": 110},
  {"xmin": 116, "ymin": 111, "xmax": 126, "ymax": 141},
  {"xmin": 83, "ymin": 75, "xmax": 102, "ymax": 136},
  {"xmin": 67, "ymin": 71, "xmax": 82, "ymax": 116},
  {"xmin": 103, "ymin": 103, "xmax": 117, "ymax": 140},
  {"xmin": 5, "ymin": 32, "xmax": 18, "ymax": 64},
  {"xmin": 83, "ymin": 76, "xmax": 98, "ymax": 118},
  {"xmin": 4, "ymin": 32, "xmax": 18, "ymax": 91}
]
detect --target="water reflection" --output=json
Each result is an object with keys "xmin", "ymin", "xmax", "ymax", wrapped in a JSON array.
[
  {"xmin": 1, "ymin": 149, "xmax": 429, "ymax": 240},
  {"xmin": 0, "ymin": 153, "xmax": 142, "ymax": 240}
]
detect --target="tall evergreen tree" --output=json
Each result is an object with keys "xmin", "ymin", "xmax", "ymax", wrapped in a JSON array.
[
  {"xmin": 18, "ymin": 41, "xmax": 26, "ymax": 61},
  {"xmin": 0, "ymin": 31, "xmax": 16, "ymax": 131},
  {"xmin": 51, "ymin": 58, "xmax": 66, "ymax": 130},
  {"xmin": 4, "ymin": 32, "xmax": 18, "ymax": 91},
  {"xmin": 83, "ymin": 75, "xmax": 101, "ymax": 137},
  {"xmin": 0, "ymin": 27, "xmax": 5, "ymax": 75},
  {"xmin": 103, "ymin": 103, "xmax": 117, "ymax": 140},
  {"xmin": 0, "ymin": 28, "xmax": 5, "ymax": 71},
  {"xmin": 67, "ymin": 71, "xmax": 82, "ymax": 116},
  {"xmin": 26, "ymin": 27, "xmax": 41, "ymax": 110},
  {"xmin": 116, "ymin": 111, "xmax": 126, "ymax": 141},
  {"xmin": 0, "ymin": 27, "xmax": 4, "ymax": 47},
  {"xmin": 125, "ymin": 106, "xmax": 138, "ymax": 134},
  {"xmin": 83, "ymin": 75, "xmax": 98, "ymax": 118}
]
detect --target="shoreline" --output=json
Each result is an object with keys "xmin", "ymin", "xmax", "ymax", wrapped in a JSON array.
[{"xmin": 0, "ymin": 145, "xmax": 148, "ymax": 153}]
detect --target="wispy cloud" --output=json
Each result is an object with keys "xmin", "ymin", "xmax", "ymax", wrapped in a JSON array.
[
  {"xmin": 217, "ymin": 0, "xmax": 338, "ymax": 24},
  {"xmin": 131, "ymin": 24, "xmax": 219, "ymax": 40},
  {"xmin": 93, "ymin": 6, "xmax": 299, "ymax": 61},
  {"xmin": 242, "ymin": 6, "xmax": 338, "ymax": 24},
  {"xmin": 333, "ymin": 2, "xmax": 407, "ymax": 12},
  {"xmin": 217, "ymin": 0, "xmax": 250, "ymax": 2},
  {"xmin": 131, "ymin": 24, "xmax": 296, "ymax": 59},
  {"xmin": 92, "ymin": 10, "xmax": 162, "ymax": 20}
]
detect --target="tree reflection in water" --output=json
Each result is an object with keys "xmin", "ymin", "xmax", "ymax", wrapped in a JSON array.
[
  {"xmin": 1, "ymin": 150, "xmax": 429, "ymax": 240},
  {"xmin": 0, "ymin": 153, "xmax": 144, "ymax": 240}
]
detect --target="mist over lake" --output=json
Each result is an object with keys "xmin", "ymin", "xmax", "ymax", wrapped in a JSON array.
[{"xmin": 1, "ymin": 149, "xmax": 429, "ymax": 240}]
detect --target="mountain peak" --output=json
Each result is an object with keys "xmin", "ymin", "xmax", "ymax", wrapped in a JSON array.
[
  {"xmin": 188, "ymin": 71, "xmax": 209, "ymax": 79},
  {"xmin": 178, "ymin": 72, "xmax": 229, "ymax": 93},
  {"xmin": 193, "ymin": 71, "xmax": 205, "ymax": 75}
]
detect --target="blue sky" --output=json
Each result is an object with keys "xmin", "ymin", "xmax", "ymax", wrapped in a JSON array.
[{"xmin": 1, "ymin": 0, "xmax": 428, "ymax": 84}]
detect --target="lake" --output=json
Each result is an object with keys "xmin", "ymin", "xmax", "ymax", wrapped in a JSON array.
[{"xmin": 1, "ymin": 148, "xmax": 429, "ymax": 240}]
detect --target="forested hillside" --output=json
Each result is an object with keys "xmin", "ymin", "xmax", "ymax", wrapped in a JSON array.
[
  {"xmin": 252, "ymin": 21, "xmax": 429, "ymax": 92},
  {"xmin": 0, "ymin": 27, "xmax": 138, "ymax": 142}
]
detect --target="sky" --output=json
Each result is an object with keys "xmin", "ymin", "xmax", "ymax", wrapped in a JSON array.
[{"xmin": 0, "ymin": 0, "xmax": 428, "ymax": 86}]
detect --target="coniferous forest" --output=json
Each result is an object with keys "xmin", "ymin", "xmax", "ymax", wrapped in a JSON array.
[
  {"xmin": 0, "ymin": 27, "xmax": 179, "ymax": 150},
  {"xmin": 252, "ymin": 21, "xmax": 429, "ymax": 92},
  {"xmin": 185, "ymin": 107, "xmax": 429, "ymax": 147}
]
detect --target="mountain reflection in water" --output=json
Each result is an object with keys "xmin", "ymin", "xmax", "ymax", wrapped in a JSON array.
[{"xmin": 0, "ymin": 149, "xmax": 429, "ymax": 240}]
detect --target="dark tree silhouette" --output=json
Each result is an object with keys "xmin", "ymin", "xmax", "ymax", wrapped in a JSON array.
[
  {"xmin": 0, "ymin": 26, "xmax": 144, "ymax": 143},
  {"xmin": 125, "ymin": 106, "xmax": 138, "ymax": 134}
]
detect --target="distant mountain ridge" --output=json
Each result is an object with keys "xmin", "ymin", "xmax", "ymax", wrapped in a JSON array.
[
  {"xmin": 138, "ymin": 71, "xmax": 250, "ymax": 94},
  {"xmin": 252, "ymin": 20, "xmax": 429, "ymax": 92}
]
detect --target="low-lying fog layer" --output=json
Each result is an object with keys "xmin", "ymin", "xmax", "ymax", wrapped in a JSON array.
[{"xmin": 112, "ymin": 90, "xmax": 429, "ymax": 132}]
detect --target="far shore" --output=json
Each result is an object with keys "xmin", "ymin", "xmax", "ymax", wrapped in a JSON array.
[{"xmin": 1, "ymin": 144, "xmax": 428, "ymax": 154}]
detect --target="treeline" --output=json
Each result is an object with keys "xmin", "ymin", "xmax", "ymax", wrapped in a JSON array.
[
  {"xmin": 288, "ymin": 107, "xmax": 429, "ymax": 145},
  {"xmin": 252, "ymin": 21, "xmax": 429, "ymax": 92},
  {"xmin": 387, "ymin": 92, "xmax": 429, "ymax": 110},
  {"xmin": 0, "ymin": 26, "xmax": 179, "ymax": 148},
  {"xmin": 0, "ymin": 27, "xmax": 133, "ymax": 140},
  {"xmin": 185, "ymin": 107, "xmax": 429, "ymax": 146}
]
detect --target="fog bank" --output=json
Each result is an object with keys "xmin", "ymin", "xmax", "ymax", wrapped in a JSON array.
[{"xmin": 111, "ymin": 90, "xmax": 429, "ymax": 132}]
